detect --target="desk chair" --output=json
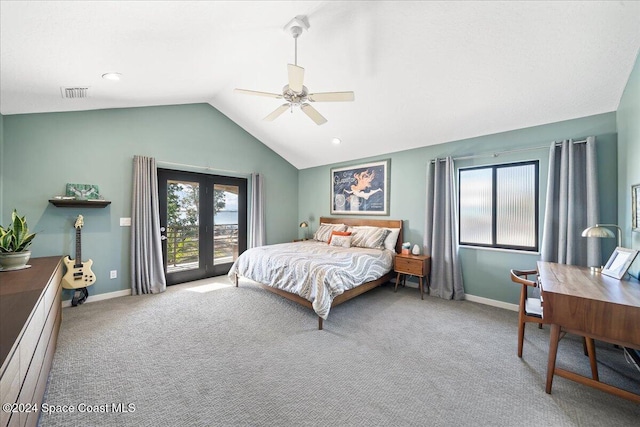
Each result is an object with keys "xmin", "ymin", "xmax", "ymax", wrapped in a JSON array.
[
  {"xmin": 510, "ymin": 269, "xmax": 599, "ymax": 380},
  {"xmin": 510, "ymin": 269, "xmax": 544, "ymax": 358}
]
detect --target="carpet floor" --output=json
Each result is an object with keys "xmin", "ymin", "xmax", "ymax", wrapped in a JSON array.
[{"xmin": 39, "ymin": 277, "xmax": 640, "ymax": 426}]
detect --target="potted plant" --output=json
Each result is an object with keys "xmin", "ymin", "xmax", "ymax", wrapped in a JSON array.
[{"xmin": 0, "ymin": 209, "xmax": 37, "ymax": 270}]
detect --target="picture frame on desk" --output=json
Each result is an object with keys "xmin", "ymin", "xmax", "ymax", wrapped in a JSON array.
[{"xmin": 601, "ymin": 247, "xmax": 639, "ymax": 279}]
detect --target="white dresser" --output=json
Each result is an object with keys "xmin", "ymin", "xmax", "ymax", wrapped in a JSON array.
[{"xmin": 0, "ymin": 257, "xmax": 63, "ymax": 427}]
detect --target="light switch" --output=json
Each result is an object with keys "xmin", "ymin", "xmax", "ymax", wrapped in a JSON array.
[{"xmin": 120, "ymin": 217, "xmax": 132, "ymax": 226}]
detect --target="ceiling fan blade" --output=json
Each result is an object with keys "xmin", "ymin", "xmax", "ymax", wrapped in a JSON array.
[
  {"xmin": 300, "ymin": 103, "xmax": 327, "ymax": 125},
  {"xmin": 263, "ymin": 104, "xmax": 290, "ymax": 121},
  {"xmin": 287, "ymin": 64, "xmax": 305, "ymax": 93},
  {"xmin": 235, "ymin": 88, "xmax": 282, "ymax": 99},
  {"xmin": 308, "ymin": 91, "xmax": 355, "ymax": 102}
]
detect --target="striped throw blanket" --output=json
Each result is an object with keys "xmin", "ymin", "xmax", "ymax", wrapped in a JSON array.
[{"xmin": 228, "ymin": 241, "xmax": 394, "ymax": 319}]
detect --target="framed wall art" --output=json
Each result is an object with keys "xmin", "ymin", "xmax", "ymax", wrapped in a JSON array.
[
  {"xmin": 331, "ymin": 159, "xmax": 389, "ymax": 215},
  {"xmin": 633, "ymin": 184, "xmax": 640, "ymax": 232},
  {"xmin": 66, "ymin": 183, "xmax": 101, "ymax": 200}
]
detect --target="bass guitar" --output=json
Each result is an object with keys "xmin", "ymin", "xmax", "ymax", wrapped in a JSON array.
[{"xmin": 62, "ymin": 215, "xmax": 96, "ymax": 291}]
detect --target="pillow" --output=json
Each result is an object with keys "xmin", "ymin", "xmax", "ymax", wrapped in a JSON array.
[
  {"xmin": 350, "ymin": 227, "xmax": 391, "ymax": 250},
  {"xmin": 313, "ymin": 223, "xmax": 347, "ymax": 242},
  {"xmin": 329, "ymin": 235, "xmax": 352, "ymax": 248},
  {"xmin": 328, "ymin": 230, "xmax": 352, "ymax": 244},
  {"xmin": 348, "ymin": 226, "xmax": 400, "ymax": 251},
  {"xmin": 384, "ymin": 228, "xmax": 401, "ymax": 252}
]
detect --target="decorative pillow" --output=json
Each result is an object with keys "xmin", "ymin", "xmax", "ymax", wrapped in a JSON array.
[
  {"xmin": 313, "ymin": 223, "xmax": 347, "ymax": 242},
  {"xmin": 384, "ymin": 228, "xmax": 401, "ymax": 252},
  {"xmin": 328, "ymin": 230, "xmax": 352, "ymax": 244},
  {"xmin": 348, "ymin": 226, "xmax": 400, "ymax": 251},
  {"xmin": 350, "ymin": 227, "xmax": 391, "ymax": 249},
  {"xmin": 329, "ymin": 235, "xmax": 352, "ymax": 248}
]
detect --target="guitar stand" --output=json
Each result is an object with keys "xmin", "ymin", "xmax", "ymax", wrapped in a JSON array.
[{"xmin": 71, "ymin": 287, "xmax": 89, "ymax": 307}]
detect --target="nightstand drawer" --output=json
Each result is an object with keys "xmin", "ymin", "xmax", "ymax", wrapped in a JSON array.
[{"xmin": 395, "ymin": 256, "xmax": 425, "ymax": 276}]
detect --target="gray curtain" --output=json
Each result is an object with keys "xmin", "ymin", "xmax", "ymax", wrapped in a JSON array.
[
  {"xmin": 423, "ymin": 157, "xmax": 465, "ymax": 300},
  {"xmin": 131, "ymin": 155, "xmax": 166, "ymax": 294},
  {"xmin": 250, "ymin": 173, "xmax": 265, "ymax": 248},
  {"xmin": 541, "ymin": 137, "xmax": 600, "ymax": 266}
]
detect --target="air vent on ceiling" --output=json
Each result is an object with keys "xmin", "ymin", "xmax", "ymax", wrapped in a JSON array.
[{"xmin": 60, "ymin": 87, "xmax": 90, "ymax": 99}]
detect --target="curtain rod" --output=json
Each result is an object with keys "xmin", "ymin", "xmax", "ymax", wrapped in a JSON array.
[
  {"xmin": 157, "ymin": 160, "xmax": 251, "ymax": 177},
  {"xmin": 431, "ymin": 138, "xmax": 588, "ymax": 163}
]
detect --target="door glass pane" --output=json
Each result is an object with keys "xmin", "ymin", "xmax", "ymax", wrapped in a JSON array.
[
  {"xmin": 459, "ymin": 168, "xmax": 493, "ymax": 245},
  {"xmin": 213, "ymin": 184, "xmax": 239, "ymax": 265},
  {"xmin": 496, "ymin": 164, "xmax": 536, "ymax": 247},
  {"xmin": 166, "ymin": 180, "xmax": 200, "ymax": 273}
]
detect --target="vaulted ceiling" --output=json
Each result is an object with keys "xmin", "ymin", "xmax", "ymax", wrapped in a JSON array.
[{"xmin": 1, "ymin": 1, "xmax": 639, "ymax": 169}]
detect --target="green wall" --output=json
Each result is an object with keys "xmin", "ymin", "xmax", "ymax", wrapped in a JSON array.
[
  {"xmin": 617, "ymin": 51, "xmax": 640, "ymax": 279},
  {"xmin": 1, "ymin": 104, "xmax": 298, "ymax": 297},
  {"xmin": 298, "ymin": 113, "xmax": 618, "ymax": 305}
]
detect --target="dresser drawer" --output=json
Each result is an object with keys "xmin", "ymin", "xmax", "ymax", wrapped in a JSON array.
[
  {"xmin": 43, "ymin": 261, "xmax": 63, "ymax": 312},
  {"xmin": 395, "ymin": 256, "xmax": 425, "ymax": 276},
  {"xmin": 0, "ymin": 353, "xmax": 20, "ymax": 427},
  {"xmin": 19, "ymin": 301, "xmax": 45, "ymax": 379}
]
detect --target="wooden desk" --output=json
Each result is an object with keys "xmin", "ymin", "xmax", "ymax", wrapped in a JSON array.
[{"xmin": 537, "ymin": 261, "xmax": 640, "ymax": 403}]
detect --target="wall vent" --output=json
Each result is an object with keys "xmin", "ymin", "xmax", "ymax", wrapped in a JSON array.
[{"xmin": 60, "ymin": 87, "xmax": 90, "ymax": 99}]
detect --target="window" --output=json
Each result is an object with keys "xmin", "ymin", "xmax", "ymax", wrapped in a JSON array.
[{"xmin": 458, "ymin": 161, "xmax": 539, "ymax": 251}]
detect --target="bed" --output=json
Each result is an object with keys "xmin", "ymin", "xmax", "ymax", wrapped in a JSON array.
[{"xmin": 229, "ymin": 217, "xmax": 403, "ymax": 329}]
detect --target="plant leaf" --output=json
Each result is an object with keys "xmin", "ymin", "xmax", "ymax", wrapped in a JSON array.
[
  {"xmin": 1, "ymin": 209, "xmax": 36, "ymax": 252},
  {"xmin": 0, "ymin": 233, "xmax": 13, "ymax": 252},
  {"xmin": 16, "ymin": 233, "xmax": 36, "ymax": 251}
]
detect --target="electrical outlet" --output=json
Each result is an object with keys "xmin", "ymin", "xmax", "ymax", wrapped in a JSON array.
[{"xmin": 110, "ymin": 270, "xmax": 117, "ymax": 279}]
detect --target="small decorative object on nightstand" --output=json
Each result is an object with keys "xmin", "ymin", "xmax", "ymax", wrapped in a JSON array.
[{"xmin": 394, "ymin": 253, "xmax": 431, "ymax": 299}]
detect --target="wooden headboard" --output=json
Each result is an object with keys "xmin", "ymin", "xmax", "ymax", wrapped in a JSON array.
[{"xmin": 319, "ymin": 217, "xmax": 404, "ymax": 253}]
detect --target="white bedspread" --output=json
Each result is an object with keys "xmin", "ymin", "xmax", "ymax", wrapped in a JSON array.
[{"xmin": 228, "ymin": 241, "xmax": 394, "ymax": 319}]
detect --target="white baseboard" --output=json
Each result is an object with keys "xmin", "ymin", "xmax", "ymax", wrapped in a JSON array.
[
  {"xmin": 62, "ymin": 289, "xmax": 131, "ymax": 308},
  {"xmin": 398, "ymin": 279, "xmax": 518, "ymax": 312},
  {"xmin": 464, "ymin": 294, "xmax": 518, "ymax": 312}
]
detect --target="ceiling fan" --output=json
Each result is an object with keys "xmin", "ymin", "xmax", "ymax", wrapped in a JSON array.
[{"xmin": 235, "ymin": 16, "xmax": 355, "ymax": 125}]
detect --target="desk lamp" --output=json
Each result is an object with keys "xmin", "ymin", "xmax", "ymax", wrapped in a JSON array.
[
  {"xmin": 299, "ymin": 221, "xmax": 309, "ymax": 240},
  {"xmin": 581, "ymin": 223, "xmax": 622, "ymax": 272}
]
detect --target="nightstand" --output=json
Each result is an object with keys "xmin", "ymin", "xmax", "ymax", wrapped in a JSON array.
[{"xmin": 394, "ymin": 254, "xmax": 431, "ymax": 299}]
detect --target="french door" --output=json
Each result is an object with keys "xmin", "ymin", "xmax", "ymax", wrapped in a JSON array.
[{"xmin": 158, "ymin": 169, "xmax": 247, "ymax": 285}]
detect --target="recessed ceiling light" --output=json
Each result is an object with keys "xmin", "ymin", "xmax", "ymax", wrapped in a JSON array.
[
  {"xmin": 331, "ymin": 137, "xmax": 341, "ymax": 145},
  {"xmin": 102, "ymin": 72, "xmax": 122, "ymax": 81}
]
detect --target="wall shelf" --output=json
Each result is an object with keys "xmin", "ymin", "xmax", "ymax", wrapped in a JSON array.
[{"xmin": 48, "ymin": 199, "xmax": 111, "ymax": 208}]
